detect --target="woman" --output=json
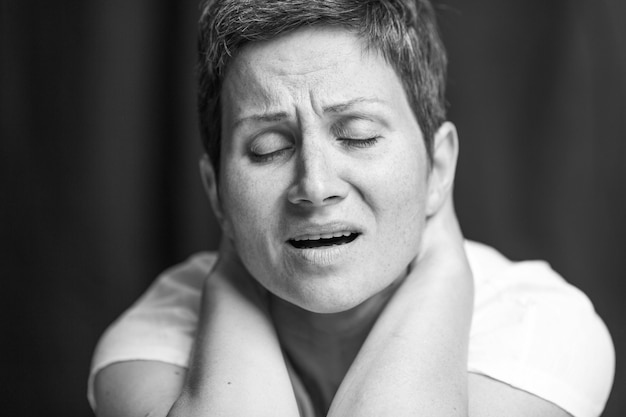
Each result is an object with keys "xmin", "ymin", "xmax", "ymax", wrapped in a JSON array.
[{"xmin": 89, "ymin": 1, "xmax": 614, "ymax": 416}]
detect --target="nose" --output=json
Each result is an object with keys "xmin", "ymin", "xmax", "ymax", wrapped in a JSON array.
[{"xmin": 287, "ymin": 140, "xmax": 349, "ymax": 207}]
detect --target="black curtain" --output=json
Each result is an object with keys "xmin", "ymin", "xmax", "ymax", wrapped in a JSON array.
[{"xmin": 1, "ymin": 0, "xmax": 624, "ymax": 416}]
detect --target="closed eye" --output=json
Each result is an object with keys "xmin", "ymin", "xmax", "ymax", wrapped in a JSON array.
[
  {"xmin": 250, "ymin": 147, "xmax": 293, "ymax": 162},
  {"xmin": 249, "ymin": 131, "xmax": 294, "ymax": 163},
  {"xmin": 332, "ymin": 118, "xmax": 382, "ymax": 150},
  {"xmin": 339, "ymin": 136, "xmax": 380, "ymax": 149}
]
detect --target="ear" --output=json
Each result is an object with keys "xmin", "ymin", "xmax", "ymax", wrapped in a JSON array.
[
  {"xmin": 199, "ymin": 154, "xmax": 228, "ymax": 232},
  {"xmin": 425, "ymin": 121, "xmax": 459, "ymax": 217}
]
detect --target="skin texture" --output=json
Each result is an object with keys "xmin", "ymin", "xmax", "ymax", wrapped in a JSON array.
[
  {"xmin": 216, "ymin": 27, "xmax": 430, "ymax": 314},
  {"xmin": 94, "ymin": 26, "xmax": 573, "ymax": 417}
]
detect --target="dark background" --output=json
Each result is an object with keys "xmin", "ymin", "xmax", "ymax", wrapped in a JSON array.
[{"xmin": 1, "ymin": 0, "xmax": 624, "ymax": 415}]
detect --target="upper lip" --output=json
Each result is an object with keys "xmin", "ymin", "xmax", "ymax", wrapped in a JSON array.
[{"xmin": 286, "ymin": 221, "xmax": 363, "ymax": 242}]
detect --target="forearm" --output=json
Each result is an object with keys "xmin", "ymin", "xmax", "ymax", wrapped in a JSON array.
[
  {"xmin": 329, "ymin": 247, "xmax": 474, "ymax": 416},
  {"xmin": 167, "ymin": 269, "xmax": 299, "ymax": 417}
]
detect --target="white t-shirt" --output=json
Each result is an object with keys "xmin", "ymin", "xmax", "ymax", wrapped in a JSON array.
[{"xmin": 88, "ymin": 241, "xmax": 614, "ymax": 417}]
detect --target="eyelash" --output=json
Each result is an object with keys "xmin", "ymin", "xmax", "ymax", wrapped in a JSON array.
[
  {"xmin": 249, "ymin": 136, "xmax": 380, "ymax": 163},
  {"xmin": 339, "ymin": 136, "xmax": 380, "ymax": 149},
  {"xmin": 250, "ymin": 147, "xmax": 293, "ymax": 163}
]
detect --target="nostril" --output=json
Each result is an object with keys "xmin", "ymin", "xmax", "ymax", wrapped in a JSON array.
[
  {"xmin": 287, "ymin": 180, "xmax": 339, "ymax": 206},
  {"xmin": 287, "ymin": 158, "xmax": 349, "ymax": 206},
  {"xmin": 289, "ymin": 192, "xmax": 345, "ymax": 207}
]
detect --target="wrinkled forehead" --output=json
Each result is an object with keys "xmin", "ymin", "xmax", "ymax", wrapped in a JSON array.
[
  {"xmin": 222, "ymin": 25, "xmax": 374, "ymax": 78},
  {"xmin": 219, "ymin": 27, "xmax": 405, "ymax": 126}
]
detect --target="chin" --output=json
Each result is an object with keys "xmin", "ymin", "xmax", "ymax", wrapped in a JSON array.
[
  {"xmin": 277, "ymin": 283, "xmax": 375, "ymax": 314},
  {"xmin": 296, "ymin": 299, "xmax": 362, "ymax": 314}
]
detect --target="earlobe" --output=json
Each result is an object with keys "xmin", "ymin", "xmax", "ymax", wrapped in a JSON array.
[
  {"xmin": 426, "ymin": 121, "xmax": 459, "ymax": 216},
  {"xmin": 199, "ymin": 154, "xmax": 225, "ymax": 227}
]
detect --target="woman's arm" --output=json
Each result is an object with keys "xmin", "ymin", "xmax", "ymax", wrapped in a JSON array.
[
  {"xmin": 94, "ymin": 361, "xmax": 187, "ymax": 417},
  {"xmin": 327, "ymin": 197, "xmax": 574, "ymax": 417},
  {"xmin": 327, "ymin": 197, "xmax": 474, "ymax": 417},
  {"xmin": 166, "ymin": 237, "xmax": 299, "ymax": 417},
  {"xmin": 93, "ymin": 238, "xmax": 298, "ymax": 417}
]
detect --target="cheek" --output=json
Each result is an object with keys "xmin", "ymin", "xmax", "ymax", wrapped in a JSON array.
[
  {"xmin": 367, "ymin": 152, "xmax": 428, "ymax": 258},
  {"xmin": 223, "ymin": 176, "xmax": 262, "ymax": 229},
  {"xmin": 220, "ymin": 167, "xmax": 281, "ymax": 260}
]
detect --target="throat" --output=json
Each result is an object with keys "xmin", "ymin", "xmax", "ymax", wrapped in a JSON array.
[
  {"xmin": 268, "ymin": 294, "xmax": 384, "ymax": 413},
  {"xmin": 266, "ymin": 269, "xmax": 407, "ymax": 413},
  {"xmin": 283, "ymin": 345, "xmax": 348, "ymax": 416}
]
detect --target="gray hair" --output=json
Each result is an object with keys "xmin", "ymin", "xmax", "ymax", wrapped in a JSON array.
[{"xmin": 198, "ymin": 0, "xmax": 448, "ymax": 174}]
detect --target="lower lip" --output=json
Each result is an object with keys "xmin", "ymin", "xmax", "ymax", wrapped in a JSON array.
[{"xmin": 284, "ymin": 238, "xmax": 358, "ymax": 267}]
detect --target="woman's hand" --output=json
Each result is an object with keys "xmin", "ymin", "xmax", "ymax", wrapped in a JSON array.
[{"xmin": 167, "ymin": 235, "xmax": 300, "ymax": 417}]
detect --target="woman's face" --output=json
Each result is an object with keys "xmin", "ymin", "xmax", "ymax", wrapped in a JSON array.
[{"xmin": 215, "ymin": 26, "xmax": 432, "ymax": 313}]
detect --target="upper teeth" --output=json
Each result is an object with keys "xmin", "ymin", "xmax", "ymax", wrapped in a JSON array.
[{"xmin": 293, "ymin": 231, "xmax": 353, "ymax": 241}]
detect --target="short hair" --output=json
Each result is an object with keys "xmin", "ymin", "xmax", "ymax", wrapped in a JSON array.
[{"xmin": 198, "ymin": 0, "xmax": 448, "ymax": 175}]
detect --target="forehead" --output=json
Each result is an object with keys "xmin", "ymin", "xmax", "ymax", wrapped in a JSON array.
[{"xmin": 220, "ymin": 26, "xmax": 409, "ymax": 123}]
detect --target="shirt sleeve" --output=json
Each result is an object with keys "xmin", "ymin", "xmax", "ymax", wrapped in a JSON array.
[
  {"xmin": 88, "ymin": 243, "xmax": 615, "ymax": 417},
  {"xmin": 87, "ymin": 252, "xmax": 214, "ymax": 410},
  {"xmin": 467, "ymin": 244, "xmax": 615, "ymax": 417}
]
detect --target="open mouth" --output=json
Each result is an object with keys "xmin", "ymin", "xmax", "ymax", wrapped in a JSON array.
[{"xmin": 288, "ymin": 232, "xmax": 359, "ymax": 249}]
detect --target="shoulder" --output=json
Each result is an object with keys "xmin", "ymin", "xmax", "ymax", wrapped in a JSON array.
[
  {"xmin": 97, "ymin": 251, "xmax": 216, "ymax": 343},
  {"xmin": 88, "ymin": 252, "xmax": 216, "ymax": 410},
  {"xmin": 465, "ymin": 241, "xmax": 615, "ymax": 417},
  {"xmin": 93, "ymin": 251, "xmax": 217, "ymax": 361}
]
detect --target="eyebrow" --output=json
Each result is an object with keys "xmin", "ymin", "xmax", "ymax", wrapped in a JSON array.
[
  {"xmin": 232, "ymin": 111, "xmax": 290, "ymax": 130},
  {"xmin": 231, "ymin": 97, "xmax": 386, "ymax": 130},
  {"xmin": 322, "ymin": 97, "xmax": 385, "ymax": 114}
]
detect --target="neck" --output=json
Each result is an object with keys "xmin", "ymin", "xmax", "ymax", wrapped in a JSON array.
[{"xmin": 268, "ymin": 272, "xmax": 407, "ymax": 412}]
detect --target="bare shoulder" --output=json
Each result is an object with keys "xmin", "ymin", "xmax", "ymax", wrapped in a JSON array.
[
  {"xmin": 469, "ymin": 373, "xmax": 572, "ymax": 417},
  {"xmin": 94, "ymin": 360, "xmax": 187, "ymax": 417}
]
